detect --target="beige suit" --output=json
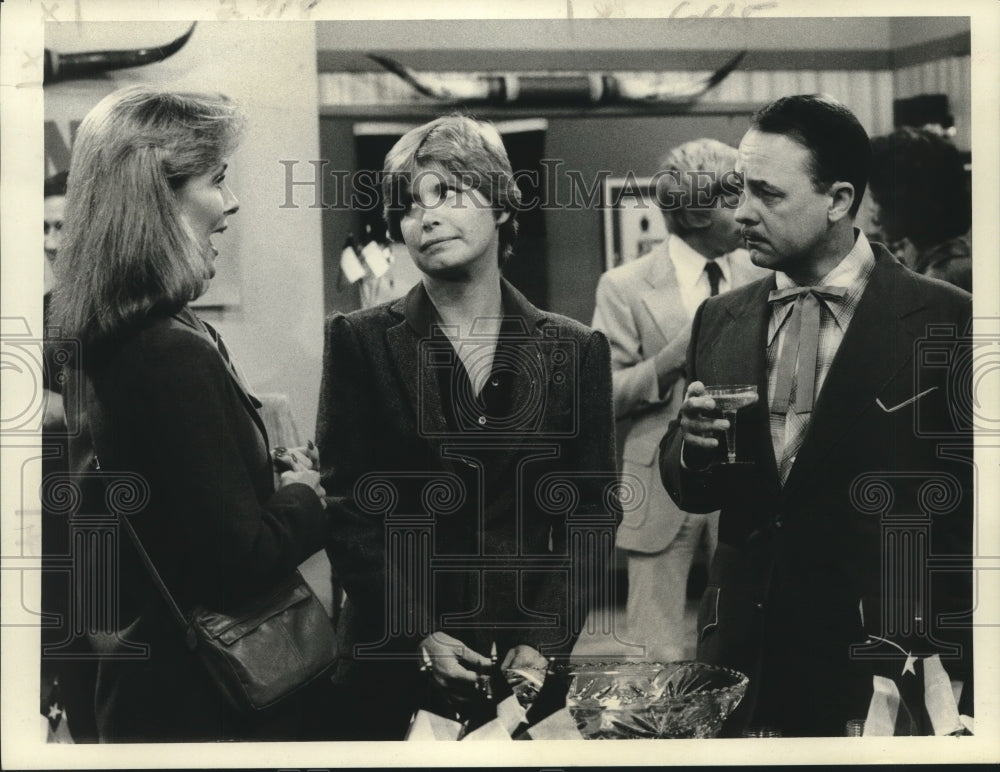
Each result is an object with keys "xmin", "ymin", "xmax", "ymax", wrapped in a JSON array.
[{"xmin": 592, "ymin": 238, "xmax": 766, "ymax": 659}]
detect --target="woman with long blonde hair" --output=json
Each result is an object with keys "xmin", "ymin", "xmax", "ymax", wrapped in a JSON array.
[{"xmin": 52, "ymin": 86, "xmax": 337, "ymax": 742}]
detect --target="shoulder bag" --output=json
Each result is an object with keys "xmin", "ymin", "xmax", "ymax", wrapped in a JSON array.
[{"xmin": 85, "ymin": 378, "xmax": 336, "ymax": 713}]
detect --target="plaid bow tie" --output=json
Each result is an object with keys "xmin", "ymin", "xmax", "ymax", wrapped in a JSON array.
[{"xmin": 767, "ymin": 285, "xmax": 847, "ymax": 414}]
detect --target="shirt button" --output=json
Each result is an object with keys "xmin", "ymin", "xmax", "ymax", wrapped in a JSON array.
[
  {"xmin": 754, "ymin": 601, "xmax": 766, "ymax": 612},
  {"xmin": 774, "ymin": 519, "xmax": 783, "ymax": 529},
  {"xmin": 478, "ymin": 415, "xmax": 487, "ymax": 426}
]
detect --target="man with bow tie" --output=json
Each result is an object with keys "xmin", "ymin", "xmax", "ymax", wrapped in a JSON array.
[
  {"xmin": 661, "ymin": 95, "xmax": 974, "ymax": 736},
  {"xmin": 592, "ymin": 138, "xmax": 767, "ymax": 662}
]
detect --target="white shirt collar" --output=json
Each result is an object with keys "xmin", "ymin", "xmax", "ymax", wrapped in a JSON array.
[
  {"xmin": 768, "ymin": 229, "xmax": 876, "ymax": 341},
  {"xmin": 668, "ymin": 232, "xmax": 730, "ymax": 290}
]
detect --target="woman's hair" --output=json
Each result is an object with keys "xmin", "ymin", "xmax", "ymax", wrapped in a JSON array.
[
  {"xmin": 52, "ymin": 86, "xmax": 243, "ymax": 349},
  {"xmin": 382, "ymin": 114, "xmax": 521, "ymax": 265},
  {"xmin": 868, "ymin": 127, "xmax": 971, "ymax": 250}
]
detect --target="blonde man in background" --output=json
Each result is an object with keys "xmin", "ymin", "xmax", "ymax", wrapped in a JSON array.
[{"xmin": 592, "ymin": 138, "xmax": 766, "ymax": 661}]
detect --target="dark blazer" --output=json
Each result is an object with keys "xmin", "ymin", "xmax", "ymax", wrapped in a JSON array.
[
  {"xmin": 317, "ymin": 279, "xmax": 620, "ymax": 737},
  {"xmin": 660, "ymin": 246, "xmax": 974, "ymax": 736},
  {"xmin": 62, "ymin": 309, "xmax": 330, "ymax": 742}
]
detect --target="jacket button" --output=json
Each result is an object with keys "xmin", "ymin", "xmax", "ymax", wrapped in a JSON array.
[
  {"xmin": 754, "ymin": 601, "xmax": 766, "ymax": 612},
  {"xmin": 477, "ymin": 415, "xmax": 487, "ymax": 426},
  {"xmin": 774, "ymin": 519, "xmax": 783, "ymax": 529}
]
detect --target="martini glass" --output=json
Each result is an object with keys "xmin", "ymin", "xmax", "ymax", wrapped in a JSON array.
[{"xmin": 705, "ymin": 385, "xmax": 758, "ymax": 464}]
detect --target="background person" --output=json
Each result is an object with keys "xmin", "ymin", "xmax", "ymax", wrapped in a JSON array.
[
  {"xmin": 661, "ymin": 95, "xmax": 973, "ymax": 737},
  {"xmin": 43, "ymin": 172, "xmax": 67, "ymax": 296},
  {"xmin": 591, "ymin": 138, "xmax": 766, "ymax": 662},
  {"xmin": 51, "ymin": 86, "xmax": 337, "ymax": 742},
  {"xmin": 43, "ymin": 170, "xmax": 68, "ymax": 430},
  {"xmin": 867, "ymin": 126, "xmax": 971, "ymax": 292},
  {"xmin": 40, "ymin": 168, "xmax": 100, "ymax": 743}
]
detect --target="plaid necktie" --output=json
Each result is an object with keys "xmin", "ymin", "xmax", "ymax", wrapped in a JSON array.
[
  {"xmin": 705, "ymin": 260, "xmax": 724, "ymax": 297},
  {"xmin": 768, "ymin": 285, "xmax": 846, "ymax": 481}
]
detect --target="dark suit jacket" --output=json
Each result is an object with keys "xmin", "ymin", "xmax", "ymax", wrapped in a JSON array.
[
  {"xmin": 316, "ymin": 279, "xmax": 620, "ymax": 735},
  {"xmin": 592, "ymin": 241, "xmax": 767, "ymax": 553},
  {"xmin": 660, "ymin": 246, "xmax": 974, "ymax": 736},
  {"xmin": 63, "ymin": 309, "xmax": 330, "ymax": 742}
]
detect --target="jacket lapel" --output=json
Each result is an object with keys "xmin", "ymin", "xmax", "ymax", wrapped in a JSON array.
[
  {"xmin": 641, "ymin": 242, "xmax": 689, "ymax": 348},
  {"xmin": 171, "ymin": 310, "xmax": 268, "ymax": 444},
  {"xmin": 711, "ymin": 278, "xmax": 781, "ymax": 482},
  {"xmin": 385, "ymin": 283, "xmax": 453, "ymax": 467},
  {"xmin": 780, "ymin": 250, "xmax": 924, "ymax": 497},
  {"xmin": 386, "ymin": 279, "xmax": 551, "ymax": 473},
  {"xmin": 498, "ymin": 279, "xmax": 549, "ymax": 458}
]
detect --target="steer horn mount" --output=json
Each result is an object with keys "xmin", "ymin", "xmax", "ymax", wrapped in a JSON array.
[
  {"xmin": 44, "ymin": 23, "xmax": 196, "ymax": 85},
  {"xmin": 367, "ymin": 50, "xmax": 746, "ymax": 106}
]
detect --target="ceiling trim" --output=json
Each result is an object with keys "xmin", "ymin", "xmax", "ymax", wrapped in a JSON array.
[
  {"xmin": 890, "ymin": 31, "xmax": 971, "ymax": 69},
  {"xmin": 318, "ymin": 48, "xmax": 894, "ymax": 73}
]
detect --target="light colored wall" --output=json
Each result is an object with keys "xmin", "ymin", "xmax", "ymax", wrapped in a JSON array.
[{"xmin": 45, "ymin": 21, "xmax": 326, "ymax": 437}]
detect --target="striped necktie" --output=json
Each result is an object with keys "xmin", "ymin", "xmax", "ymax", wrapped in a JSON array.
[
  {"xmin": 767, "ymin": 285, "xmax": 846, "ymax": 482},
  {"xmin": 767, "ymin": 285, "xmax": 847, "ymax": 415}
]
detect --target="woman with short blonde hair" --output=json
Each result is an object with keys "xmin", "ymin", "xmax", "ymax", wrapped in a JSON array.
[
  {"xmin": 318, "ymin": 113, "xmax": 620, "ymax": 738},
  {"xmin": 382, "ymin": 113, "xmax": 521, "ymax": 266}
]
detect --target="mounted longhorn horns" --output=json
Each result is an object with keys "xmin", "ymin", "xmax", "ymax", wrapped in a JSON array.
[
  {"xmin": 367, "ymin": 50, "xmax": 747, "ymax": 106},
  {"xmin": 44, "ymin": 22, "xmax": 197, "ymax": 85}
]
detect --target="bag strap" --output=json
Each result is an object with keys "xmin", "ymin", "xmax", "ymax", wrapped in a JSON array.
[
  {"xmin": 117, "ymin": 505, "xmax": 195, "ymax": 645},
  {"xmin": 83, "ymin": 377, "xmax": 197, "ymax": 647}
]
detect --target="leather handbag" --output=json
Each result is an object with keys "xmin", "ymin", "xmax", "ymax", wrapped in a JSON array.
[
  {"xmin": 119, "ymin": 510, "xmax": 337, "ymax": 713},
  {"xmin": 84, "ymin": 379, "xmax": 336, "ymax": 714}
]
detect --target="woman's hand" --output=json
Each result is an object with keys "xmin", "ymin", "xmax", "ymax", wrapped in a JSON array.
[
  {"xmin": 278, "ymin": 468, "xmax": 327, "ymax": 506},
  {"xmin": 272, "ymin": 440, "xmax": 320, "ymax": 472},
  {"xmin": 500, "ymin": 644, "xmax": 547, "ymax": 671},
  {"xmin": 273, "ymin": 442, "xmax": 327, "ymax": 507},
  {"xmin": 420, "ymin": 631, "xmax": 491, "ymax": 699}
]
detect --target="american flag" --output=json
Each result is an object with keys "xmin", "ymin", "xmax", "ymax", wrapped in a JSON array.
[
  {"xmin": 41, "ymin": 675, "xmax": 74, "ymax": 743},
  {"xmin": 864, "ymin": 654, "xmax": 972, "ymax": 736}
]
